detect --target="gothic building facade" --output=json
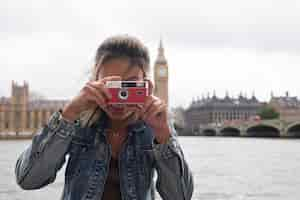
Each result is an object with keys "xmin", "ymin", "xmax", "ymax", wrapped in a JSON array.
[
  {"xmin": 0, "ymin": 81, "xmax": 68, "ymax": 134},
  {"xmin": 269, "ymin": 92, "xmax": 300, "ymax": 122},
  {"xmin": 184, "ymin": 93, "xmax": 263, "ymax": 130}
]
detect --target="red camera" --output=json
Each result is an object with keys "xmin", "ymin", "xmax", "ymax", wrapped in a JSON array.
[{"xmin": 105, "ymin": 81, "xmax": 149, "ymax": 104}]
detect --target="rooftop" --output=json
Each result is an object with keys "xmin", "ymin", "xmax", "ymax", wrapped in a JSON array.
[{"xmin": 188, "ymin": 92, "xmax": 261, "ymax": 109}]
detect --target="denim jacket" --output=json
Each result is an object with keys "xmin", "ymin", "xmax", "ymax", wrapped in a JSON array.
[{"xmin": 15, "ymin": 110, "xmax": 194, "ymax": 200}]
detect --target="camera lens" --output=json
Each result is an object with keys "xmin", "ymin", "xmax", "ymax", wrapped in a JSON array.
[
  {"xmin": 118, "ymin": 89, "xmax": 128, "ymax": 100},
  {"xmin": 120, "ymin": 91, "xmax": 127, "ymax": 97}
]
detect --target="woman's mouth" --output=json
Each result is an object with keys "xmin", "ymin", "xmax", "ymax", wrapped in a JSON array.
[{"xmin": 107, "ymin": 104, "xmax": 126, "ymax": 114}]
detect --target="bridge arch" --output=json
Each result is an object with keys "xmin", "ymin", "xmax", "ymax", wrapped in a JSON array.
[
  {"xmin": 219, "ymin": 127, "xmax": 240, "ymax": 136},
  {"xmin": 202, "ymin": 128, "xmax": 216, "ymax": 136},
  {"xmin": 246, "ymin": 124, "xmax": 280, "ymax": 137},
  {"xmin": 286, "ymin": 123, "xmax": 300, "ymax": 138}
]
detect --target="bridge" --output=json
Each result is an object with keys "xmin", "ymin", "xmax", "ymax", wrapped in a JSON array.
[{"xmin": 198, "ymin": 120, "xmax": 300, "ymax": 138}]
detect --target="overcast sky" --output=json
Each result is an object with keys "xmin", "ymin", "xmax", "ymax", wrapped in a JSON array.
[{"xmin": 1, "ymin": 0, "xmax": 300, "ymax": 108}]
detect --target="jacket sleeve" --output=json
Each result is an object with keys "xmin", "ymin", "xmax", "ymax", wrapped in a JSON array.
[
  {"xmin": 14, "ymin": 110, "xmax": 79, "ymax": 190},
  {"xmin": 153, "ymin": 122, "xmax": 194, "ymax": 200}
]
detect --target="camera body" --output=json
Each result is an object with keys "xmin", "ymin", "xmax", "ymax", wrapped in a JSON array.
[{"xmin": 105, "ymin": 81, "xmax": 149, "ymax": 104}]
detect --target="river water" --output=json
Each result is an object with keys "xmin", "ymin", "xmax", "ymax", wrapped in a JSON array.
[{"xmin": 1, "ymin": 137, "xmax": 300, "ymax": 200}]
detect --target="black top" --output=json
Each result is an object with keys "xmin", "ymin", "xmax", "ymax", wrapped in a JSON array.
[{"xmin": 101, "ymin": 157, "xmax": 121, "ymax": 200}]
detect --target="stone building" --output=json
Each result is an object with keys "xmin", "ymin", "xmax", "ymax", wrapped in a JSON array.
[
  {"xmin": 184, "ymin": 92, "xmax": 263, "ymax": 131},
  {"xmin": 0, "ymin": 81, "xmax": 68, "ymax": 134},
  {"xmin": 269, "ymin": 92, "xmax": 300, "ymax": 122}
]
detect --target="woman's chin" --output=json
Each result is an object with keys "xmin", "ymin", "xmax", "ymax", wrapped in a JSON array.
[{"xmin": 104, "ymin": 105, "xmax": 131, "ymax": 121}]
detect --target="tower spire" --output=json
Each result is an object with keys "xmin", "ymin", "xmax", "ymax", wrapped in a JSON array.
[
  {"xmin": 159, "ymin": 36, "xmax": 163, "ymax": 50},
  {"xmin": 156, "ymin": 37, "xmax": 167, "ymax": 65}
]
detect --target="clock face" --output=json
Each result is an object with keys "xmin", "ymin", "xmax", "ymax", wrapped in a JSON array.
[{"xmin": 158, "ymin": 67, "xmax": 167, "ymax": 77}]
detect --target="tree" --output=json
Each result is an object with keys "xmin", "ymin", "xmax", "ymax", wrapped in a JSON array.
[{"xmin": 258, "ymin": 105, "xmax": 280, "ymax": 120}]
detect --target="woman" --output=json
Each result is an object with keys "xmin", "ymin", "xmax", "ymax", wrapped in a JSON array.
[{"xmin": 15, "ymin": 35, "xmax": 194, "ymax": 200}]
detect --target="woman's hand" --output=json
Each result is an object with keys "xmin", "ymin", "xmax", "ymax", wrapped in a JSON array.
[
  {"xmin": 61, "ymin": 76, "xmax": 121, "ymax": 121},
  {"xmin": 141, "ymin": 79, "xmax": 171, "ymax": 144}
]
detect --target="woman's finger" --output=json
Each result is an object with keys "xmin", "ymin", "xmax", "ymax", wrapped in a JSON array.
[
  {"xmin": 143, "ymin": 96, "xmax": 156, "ymax": 114},
  {"xmin": 87, "ymin": 82, "xmax": 112, "ymax": 100},
  {"xmin": 144, "ymin": 78, "xmax": 154, "ymax": 95},
  {"xmin": 83, "ymin": 84, "xmax": 107, "ymax": 107},
  {"xmin": 144, "ymin": 100, "xmax": 162, "ymax": 120},
  {"xmin": 101, "ymin": 76, "xmax": 122, "ymax": 83},
  {"xmin": 147, "ymin": 102, "xmax": 167, "ymax": 120},
  {"xmin": 84, "ymin": 92, "xmax": 105, "ymax": 110}
]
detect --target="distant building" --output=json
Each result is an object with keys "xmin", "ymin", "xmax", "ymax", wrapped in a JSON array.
[
  {"xmin": 184, "ymin": 92, "xmax": 263, "ymax": 130},
  {"xmin": 269, "ymin": 92, "xmax": 300, "ymax": 122},
  {"xmin": 0, "ymin": 81, "xmax": 68, "ymax": 133}
]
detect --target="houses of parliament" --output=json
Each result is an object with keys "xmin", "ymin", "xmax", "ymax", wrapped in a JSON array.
[{"xmin": 0, "ymin": 41, "xmax": 169, "ymax": 135}]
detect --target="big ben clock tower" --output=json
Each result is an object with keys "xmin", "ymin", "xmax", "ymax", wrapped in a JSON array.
[{"xmin": 154, "ymin": 39, "xmax": 169, "ymax": 106}]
